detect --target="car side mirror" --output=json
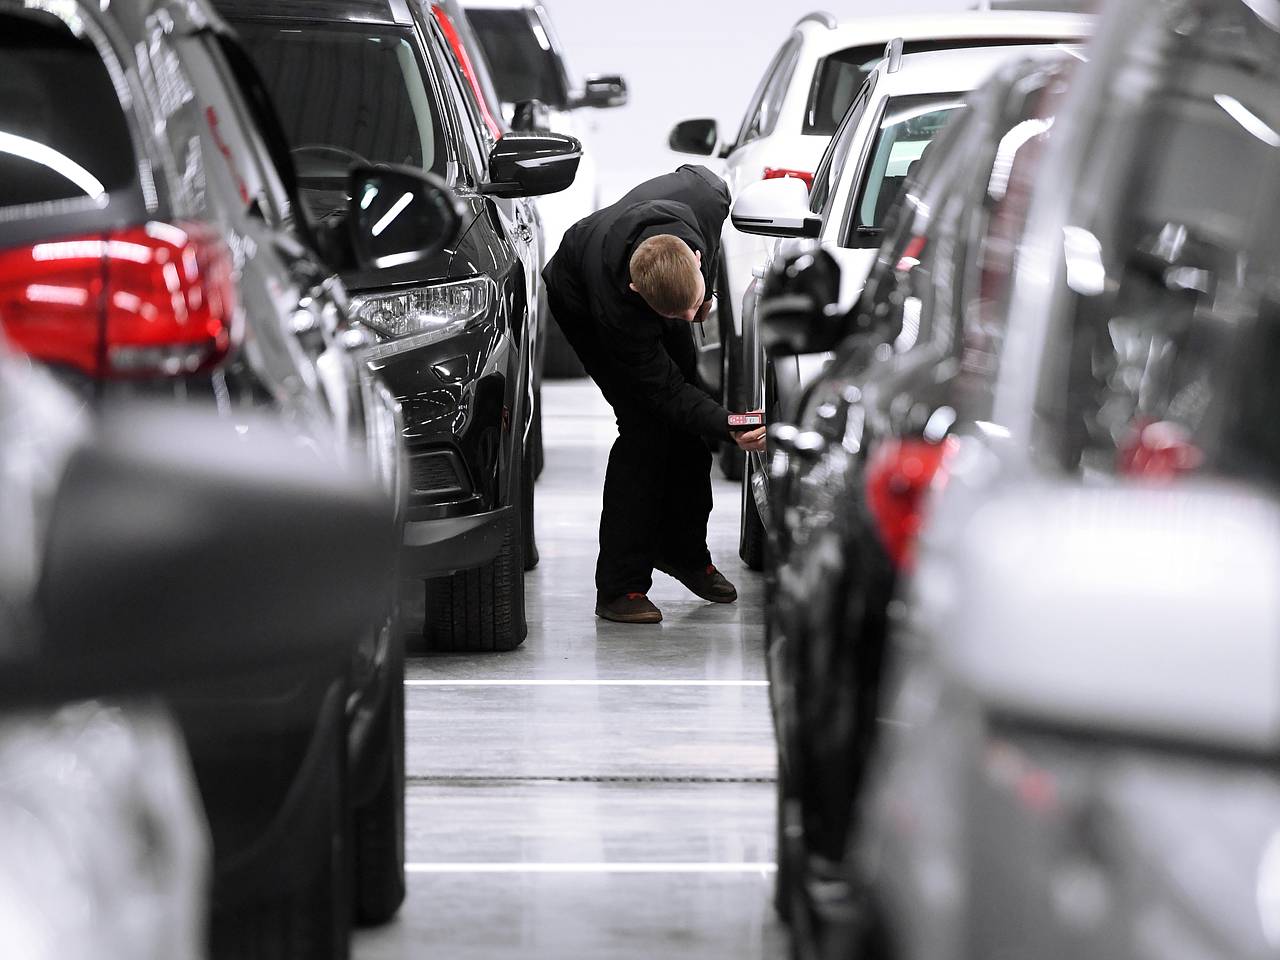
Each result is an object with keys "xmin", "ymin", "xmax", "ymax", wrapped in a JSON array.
[
  {"xmin": 731, "ymin": 177, "xmax": 822, "ymax": 240},
  {"xmin": 483, "ymin": 132, "xmax": 582, "ymax": 198},
  {"xmin": 576, "ymin": 74, "xmax": 628, "ymax": 109},
  {"xmin": 348, "ymin": 164, "xmax": 464, "ymax": 271},
  {"xmin": 24, "ymin": 405, "xmax": 398, "ymax": 705},
  {"xmin": 511, "ymin": 98, "xmax": 551, "ymax": 132},
  {"xmin": 758, "ymin": 248, "xmax": 844, "ymax": 357},
  {"xmin": 668, "ymin": 118, "xmax": 720, "ymax": 157}
]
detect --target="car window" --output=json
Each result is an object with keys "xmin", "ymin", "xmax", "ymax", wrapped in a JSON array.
[
  {"xmin": 466, "ymin": 7, "xmax": 569, "ymax": 109},
  {"xmin": 0, "ymin": 12, "xmax": 136, "ymax": 212},
  {"xmin": 232, "ymin": 21, "xmax": 449, "ymax": 223},
  {"xmin": 805, "ymin": 43, "xmax": 886, "ymax": 136},
  {"xmin": 424, "ymin": 17, "xmax": 492, "ymax": 182},
  {"xmin": 804, "ymin": 38, "xmax": 1064, "ymax": 136},
  {"xmin": 1042, "ymin": 6, "xmax": 1280, "ymax": 486},
  {"xmin": 732, "ymin": 38, "xmax": 792, "ymax": 151},
  {"xmin": 809, "ymin": 73, "xmax": 875, "ymax": 216},
  {"xmin": 844, "ymin": 93, "xmax": 966, "ymax": 248},
  {"xmin": 740, "ymin": 35, "xmax": 802, "ymax": 148}
]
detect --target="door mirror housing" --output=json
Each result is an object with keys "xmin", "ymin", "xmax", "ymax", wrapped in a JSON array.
[
  {"xmin": 938, "ymin": 482, "xmax": 1280, "ymax": 753},
  {"xmin": 668, "ymin": 118, "xmax": 720, "ymax": 157},
  {"xmin": 759, "ymin": 248, "xmax": 844, "ymax": 357},
  {"xmin": 483, "ymin": 132, "xmax": 582, "ymax": 198},
  {"xmin": 348, "ymin": 165, "xmax": 464, "ymax": 271},
  {"xmin": 575, "ymin": 74, "xmax": 628, "ymax": 109},
  {"xmin": 732, "ymin": 178, "xmax": 822, "ymax": 240},
  {"xmin": 23, "ymin": 405, "xmax": 398, "ymax": 706},
  {"xmin": 511, "ymin": 98, "xmax": 551, "ymax": 132}
]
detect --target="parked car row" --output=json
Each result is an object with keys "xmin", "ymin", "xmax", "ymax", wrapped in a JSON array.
[
  {"xmin": 737, "ymin": 0, "xmax": 1280, "ymax": 958},
  {"xmin": 668, "ymin": 9, "xmax": 1090, "ymax": 485},
  {"xmin": 0, "ymin": 0, "xmax": 589, "ymax": 954}
]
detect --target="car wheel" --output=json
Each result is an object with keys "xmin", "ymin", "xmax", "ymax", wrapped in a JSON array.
[
  {"xmin": 718, "ymin": 269, "xmax": 745, "ymax": 482},
  {"xmin": 531, "ymin": 387, "xmax": 545, "ymax": 481},
  {"xmin": 543, "ymin": 313, "xmax": 586, "ymax": 379},
  {"xmin": 774, "ymin": 773, "xmax": 794, "ymax": 923},
  {"xmin": 522, "ymin": 428, "xmax": 540, "ymax": 572},
  {"xmin": 352, "ymin": 623, "xmax": 406, "ymax": 925},
  {"xmin": 740, "ymin": 453, "xmax": 766, "ymax": 571},
  {"xmin": 210, "ymin": 688, "xmax": 352, "ymax": 960},
  {"xmin": 423, "ymin": 499, "xmax": 528, "ymax": 652}
]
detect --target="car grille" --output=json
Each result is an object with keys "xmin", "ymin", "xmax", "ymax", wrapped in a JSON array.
[{"xmin": 409, "ymin": 449, "xmax": 471, "ymax": 500}]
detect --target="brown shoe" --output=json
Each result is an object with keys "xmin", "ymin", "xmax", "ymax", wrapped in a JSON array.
[
  {"xmin": 655, "ymin": 562, "xmax": 738, "ymax": 604},
  {"xmin": 595, "ymin": 592, "xmax": 663, "ymax": 624}
]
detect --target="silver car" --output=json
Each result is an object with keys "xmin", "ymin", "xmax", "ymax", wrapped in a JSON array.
[{"xmin": 854, "ymin": 0, "xmax": 1280, "ymax": 956}]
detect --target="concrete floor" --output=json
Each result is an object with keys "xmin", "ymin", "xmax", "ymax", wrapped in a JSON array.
[{"xmin": 356, "ymin": 381, "xmax": 785, "ymax": 959}]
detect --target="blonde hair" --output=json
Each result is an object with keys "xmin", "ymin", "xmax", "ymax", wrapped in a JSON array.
[{"xmin": 629, "ymin": 236, "xmax": 701, "ymax": 315}]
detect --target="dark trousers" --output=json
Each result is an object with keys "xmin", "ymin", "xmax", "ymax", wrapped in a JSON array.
[{"xmin": 546, "ymin": 289, "xmax": 714, "ymax": 598}]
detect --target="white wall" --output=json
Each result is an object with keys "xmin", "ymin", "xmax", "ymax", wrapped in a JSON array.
[{"xmin": 544, "ymin": 0, "xmax": 970, "ymax": 202}]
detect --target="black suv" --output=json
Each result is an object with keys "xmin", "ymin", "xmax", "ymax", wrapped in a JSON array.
[
  {"xmin": 217, "ymin": 0, "xmax": 581, "ymax": 653},
  {"xmin": 0, "ymin": 0, "xmax": 463, "ymax": 955}
]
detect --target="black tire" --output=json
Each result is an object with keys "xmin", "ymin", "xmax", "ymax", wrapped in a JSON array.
[
  {"xmin": 774, "ymin": 774, "xmax": 793, "ymax": 923},
  {"xmin": 522, "ymin": 431, "xmax": 540, "ymax": 572},
  {"xmin": 740, "ymin": 454, "xmax": 766, "ymax": 571},
  {"xmin": 531, "ymin": 387, "xmax": 545, "ymax": 480},
  {"xmin": 210, "ymin": 690, "xmax": 351, "ymax": 960},
  {"xmin": 718, "ymin": 270, "xmax": 745, "ymax": 482},
  {"xmin": 423, "ymin": 509, "xmax": 527, "ymax": 652},
  {"xmin": 543, "ymin": 319, "xmax": 586, "ymax": 379},
  {"xmin": 352, "ymin": 624, "xmax": 406, "ymax": 926}
]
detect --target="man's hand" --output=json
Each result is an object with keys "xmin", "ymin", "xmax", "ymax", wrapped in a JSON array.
[
  {"xmin": 694, "ymin": 297, "xmax": 715, "ymax": 324},
  {"xmin": 734, "ymin": 426, "xmax": 766, "ymax": 453}
]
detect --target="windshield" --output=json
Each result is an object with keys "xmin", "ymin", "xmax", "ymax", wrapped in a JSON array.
[
  {"xmin": 0, "ymin": 14, "xmax": 136, "ymax": 211},
  {"xmin": 232, "ymin": 22, "xmax": 447, "ymax": 222},
  {"xmin": 466, "ymin": 8, "xmax": 569, "ymax": 109},
  {"xmin": 848, "ymin": 93, "xmax": 966, "ymax": 246}
]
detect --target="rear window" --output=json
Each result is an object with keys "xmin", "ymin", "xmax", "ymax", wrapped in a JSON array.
[
  {"xmin": 232, "ymin": 22, "xmax": 448, "ymax": 221},
  {"xmin": 466, "ymin": 8, "xmax": 568, "ymax": 109},
  {"xmin": 805, "ymin": 38, "xmax": 1065, "ymax": 136},
  {"xmin": 847, "ymin": 93, "xmax": 966, "ymax": 246},
  {"xmin": 0, "ymin": 14, "xmax": 136, "ymax": 211}
]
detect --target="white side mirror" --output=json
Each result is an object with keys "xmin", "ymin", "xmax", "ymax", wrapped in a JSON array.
[{"xmin": 731, "ymin": 178, "xmax": 822, "ymax": 239}]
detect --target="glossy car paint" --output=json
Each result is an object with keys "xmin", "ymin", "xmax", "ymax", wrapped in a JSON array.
[
  {"xmin": 0, "ymin": 0, "xmax": 409, "ymax": 943},
  {"xmin": 856, "ymin": 1, "xmax": 1280, "ymax": 956},
  {"xmin": 761, "ymin": 53, "xmax": 1074, "ymax": 957}
]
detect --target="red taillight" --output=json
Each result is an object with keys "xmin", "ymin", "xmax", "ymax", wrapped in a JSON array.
[
  {"xmin": 763, "ymin": 167, "xmax": 814, "ymax": 192},
  {"xmin": 0, "ymin": 222, "xmax": 236, "ymax": 378},
  {"xmin": 865, "ymin": 437, "xmax": 957, "ymax": 571},
  {"xmin": 1118, "ymin": 419, "xmax": 1204, "ymax": 481},
  {"xmin": 896, "ymin": 234, "xmax": 927, "ymax": 273},
  {"xmin": 432, "ymin": 4, "xmax": 504, "ymax": 140}
]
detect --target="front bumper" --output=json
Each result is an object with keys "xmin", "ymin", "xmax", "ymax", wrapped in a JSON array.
[{"xmin": 401, "ymin": 504, "xmax": 513, "ymax": 577}]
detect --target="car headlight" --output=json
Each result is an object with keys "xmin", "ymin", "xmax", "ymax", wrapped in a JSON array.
[{"xmin": 350, "ymin": 277, "xmax": 495, "ymax": 357}]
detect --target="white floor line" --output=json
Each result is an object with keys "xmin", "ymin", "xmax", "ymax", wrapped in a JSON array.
[
  {"xmin": 406, "ymin": 862, "xmax": 777, "ymax": 875},
  {"xmin": 404, "ymin": 679, "xmax": 769, "ymax": 688}
]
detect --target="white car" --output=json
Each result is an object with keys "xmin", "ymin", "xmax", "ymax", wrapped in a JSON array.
[
  {"xmin": 728, "ymin": 40, "xmax": 1081, "ymax": 570},
  {"xmin": 669, "ymin": 10, "xmax": 1090, "ymax": 445}
]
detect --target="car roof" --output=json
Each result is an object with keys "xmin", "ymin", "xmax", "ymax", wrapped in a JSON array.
[
  {"xmin": 870, "ymin": 41, "xmax": 1082, "ymax": 97},
  {"xmin": 212, "ymin": 0, "xmax": 414, "ymax": 25},
  {"xmin": 804, "ymin": 11, "xmax": 1092, "ymax": 54}
]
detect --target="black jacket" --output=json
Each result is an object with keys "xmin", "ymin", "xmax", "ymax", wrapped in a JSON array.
[{"xmin": 544, "ymin": 165, "xmax": 732, "ymax": 442}]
